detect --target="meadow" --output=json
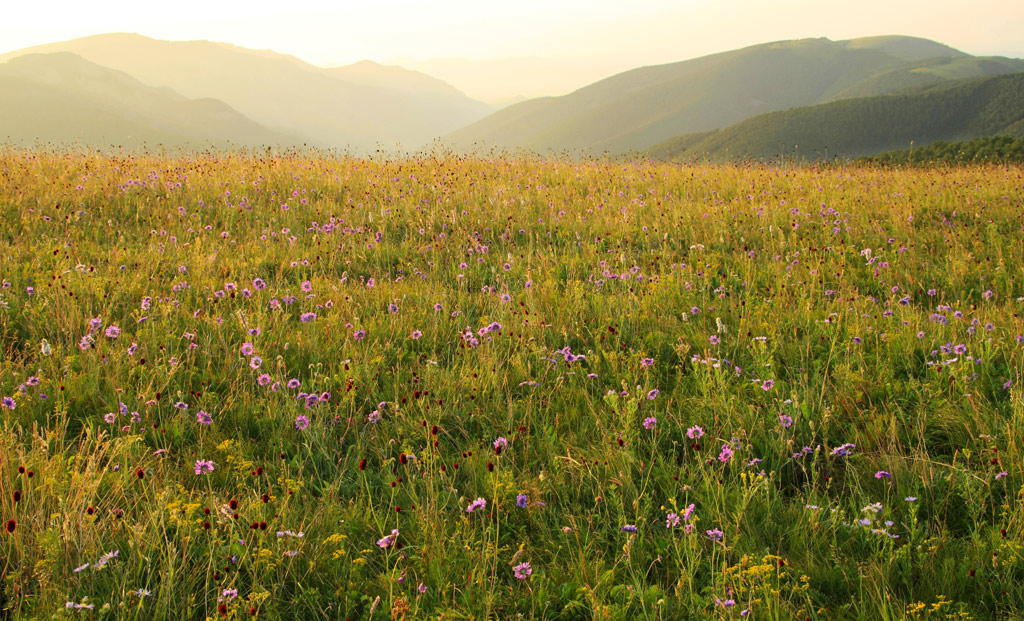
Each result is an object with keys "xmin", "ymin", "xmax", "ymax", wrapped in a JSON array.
[{"xmin": 1, "ymin": 150, "xmax": 1022, "ymax": 620}]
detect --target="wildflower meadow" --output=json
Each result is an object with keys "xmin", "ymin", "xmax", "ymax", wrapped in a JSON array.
[{"xmin": 1, "ymin": 150, "xmax": 1022, "ymax": 619}]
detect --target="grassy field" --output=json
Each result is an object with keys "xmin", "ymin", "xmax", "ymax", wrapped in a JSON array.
[{"xmin": 1, "ymin": 150, "xmax": 1022, "ymax": 619}]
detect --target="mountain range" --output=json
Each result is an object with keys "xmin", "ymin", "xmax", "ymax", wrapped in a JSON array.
[
  {"xmin": 446, "ymin": 36, "xmax": 1024, "ymax": 155},
  {"xmin": 0, "ymin": 33, "xmax": 493, "ymax": 151},
  {"xmin": 1, "ymin": 33, "xmax": 1022, "ymax": 158}
]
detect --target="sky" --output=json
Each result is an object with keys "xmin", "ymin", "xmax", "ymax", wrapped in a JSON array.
[{"xmin": 3, "ymin": 0, "xmax": 1024, "ymax": 101}]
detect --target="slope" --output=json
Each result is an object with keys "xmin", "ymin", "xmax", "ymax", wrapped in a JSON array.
[
  {"xmin": 0, "ymin": 53, "xmax": 296, "ymax": 149},
  {"xmin": 0, "ymin": 33, "xmax": 492, "ymax": 152},
  {"xmin": 446, "ymin": 36, "xmax": 1024, "ymax": 155},
  {"xmin": 646, "ymin": 72, "xmax": 1024, "ymax": 161}
]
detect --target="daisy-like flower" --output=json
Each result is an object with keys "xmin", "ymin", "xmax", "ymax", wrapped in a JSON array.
[
  {"xmin": 513, "ymin": 561, "xmax": 532, "ymax": 579},
  {"xmin": 194, "ymin": 459, "xmax": 215, "ymax": 475}
]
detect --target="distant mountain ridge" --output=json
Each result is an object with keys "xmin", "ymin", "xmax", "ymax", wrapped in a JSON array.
[
  {"xmin": 645, "ymin": 72, "xmax": 1024, "ymax": 161},
  {"xmin": 0, "ymin": 33, "xmax": 494, "ymax": 152},
  {"xmin": 0, "ymin": 52, "xmax": 298, "ymax": 148},
  {"xmin": 445, "ymin": 35, "xmax": 1024, "ymax": 155}
]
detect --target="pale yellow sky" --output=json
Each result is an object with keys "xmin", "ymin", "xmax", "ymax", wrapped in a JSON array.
[{"xmin": 3, "ymin": 0, "xmax": 1023, "ymax": 100}]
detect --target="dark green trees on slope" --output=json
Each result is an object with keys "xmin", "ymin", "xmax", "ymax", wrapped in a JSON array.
[{"xmin": 646, "ymin": 73, "xmax": 1024, "ymax": 161}]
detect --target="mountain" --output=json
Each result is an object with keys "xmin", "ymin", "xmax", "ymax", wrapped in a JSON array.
[
  {"xmin": 389, "ymin": 56, "xmax": 636, "ymax": 105},
  {"xmin": 645, "ymin": 72, "xmax": 1024, "ymax": 161},
  {"xmin": 0, "ymin": 52, "xmax": 297, "ymax": 148},
  {"xmin": 445, "ymin": 36, "xmax": 1024, "ymax": 155},
  {"xmin": 0, "ymin": 33, "xmax": 492, "ymax": 152}
]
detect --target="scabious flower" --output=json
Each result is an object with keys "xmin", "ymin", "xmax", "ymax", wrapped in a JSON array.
[
  {"xmin": 513, "ymin": 562, "xmax": 532, "ymax": 579},
  {"xmin": 493, "ymin": 437, "xmax": 509, "ymax": 450},
  {"xmin": 295, "ymin": 415, "xmax": 310, "ymax": 430},
  {"xmin": 249, "ymin": 356, "xmax": 263, "ymax": 370},
  {"xmin": 641, "ymin": 357, "xmax": 654, "ymax": 367},
  {"xmin": 194, "ymin": 460, "xmax": 215, "ymax": 475},
  {"xmin": 875, "ymin": 471, "xmax": 892, "ymax": 479},
  {"xmin": 516, "ymin": 494, "xmax": 529, "ymax": 508},
  {"xmin": 240, "ymin": 342, "xmax": 255, "ymax": 356},
  {"xmin": 761, "ymin": 379, "xmax": 775, "ymax": 391},
  {"xmin": 196, "ymin": 410, "xmax": 212, "ymax": 425},
  {"xmin": 718, "ymin": 444, "xmax": 733, "ymax": 463},
  {"xmin": 779, "ymin": 414, "xmax": 793, "ymax": 428},
  {"xmin": 706, "ymin": 528, "xmax": 724, "ymax": 542},
  {"xmin": 2, "ymin": 396, "xmax": 16, "ymax": 410},
  {"xmin": 620, "ymin": 524, "xmax": 637, "ymax": 533},
  {"xmin": 410, "ymin": 330, "xmax": 422, "ymax": 339},
  {"xmin": 104, "ymin": 325, "xmax": 120, "ymax": 339},
  {"xmin": 643, "ymin": 417, "xmax": 657, "ymax": 430},
  {"xmin": 687, "ymin": 426, "xmax": 704, "ymax": 440},
  {"xmin": 646, "ymin": 389, "xmax": 659, "ymax": 400},
  {"xmin": 709, "ymin": 335, "xmax": 720, "ymax": 345},
  {"xmin": 466, "ymin": 497, "xmax": 487, "ymax": 513},
  {"xmin": 300, "ymin": 312, "xmax": 317, "ymax": 323}
]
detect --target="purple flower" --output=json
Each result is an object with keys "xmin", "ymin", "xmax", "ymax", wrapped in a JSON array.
[
  {"xmin": 779, "ymin": 414, "xmax": 793, "ymax": 428},
  {"xmin": 875, "ymin": 471, "xmax": 892, "ymax": 479},
  {"xmin": 466, "ymin": 497, "xmax": 487, "ymax": 513},
  {"xmin": 641, "ymin": 357, "xmax": 654, "ymax": 367},
  {"xmin": 104, "ymin": 325, "xmax": 121, "ymax": 339},
  {"xmin": 706, "ymin": 528, "xmax": 724, "ymax": 542},
  {"xmin": 1, "ymin": 396, "xmax": 15, "ymax": 410},
  {"xmin": 377, "ymin": 528, "xmax": 399, "ymax": 549},
  {"xmin": 620, "ymin": 524, "xmax": 637, "ymax": 533},
  {"xmin": 761, "ymin": 379, "xmax": 775, "ymax": 391},
  {"xmin": 240, "ymin": 342, "xmax": 254, "ymax": 356},
  {"xmin": 249, "ymin": 356, "xmax": 263, "ymax": 370},
  {"xmin": 287, "ymin": 378, "xmax": 301, "ymax": 389},
  {"xmin": 493, "ymin": 437, "xmax": 509, "ymax": 449},
  {"xmin": 718, "ymin": 445, "xmax": 733, "ymax": 463},
  {"xmin": 194, "ymin": 459, "xmax": 215, "ymax": 475},
  {"xmin": 410, "ymin": 330, "xmax": 422, "ymax": 340},
  {"xmin": 646, "ymin": 389, "xmax": 659, "ymax": 400},
  {"xmin": 417, "ymin": 583, "xmax": 428, "ymax": 594},
  {"xmin": 709, "ymin": 335, "xmax": 720, "ymax": 345},
  {"xmin": 295, "ymin": 415, "xmax": 310, "ymax": 430},
  {"xmin": 353, "ymin": 329, "xmax": 366, "ymax": 341},
  {"xmin": 196, "ymin": 410, "xmax": 213, "ymax": 425},
  {"xmin": 300, "ymin": 312, "xmax": 317, "ymax": 323},
  {"xmin": 513, "ymin": 562, "xmax": 532, "ymax": 579},
  {"xmin": 642, "ymin": 416, "xmax": 657, "ymax": 430},
  {"xmin": 687, "ymin": 426, "xmax": 704, "ymax": 440},
  {"xmin": 666, "ymin": 512, "xmax": 680, "ymax": 528},
  {"xmin": 516, "ymin": 494, "xmax": 529, "ymax": 508}
]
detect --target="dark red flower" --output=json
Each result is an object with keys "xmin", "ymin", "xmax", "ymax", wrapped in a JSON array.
[
  {"xmin": 136, "ymin": 468, "xmax": 145, "ymax": 479},
  {"xmin": 12, "ymin": 490, "xmax": 20, "ymax": 503},
  {"xmin": 5, "ymin": 519, "xmax": 15, "ymax": 533}
]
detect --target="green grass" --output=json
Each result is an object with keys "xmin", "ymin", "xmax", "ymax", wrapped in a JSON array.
[{"xmin": 1, "ymin": 149, "xmax": 1023, "ymax": 619}]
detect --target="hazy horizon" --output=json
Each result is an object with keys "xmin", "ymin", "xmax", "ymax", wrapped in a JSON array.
[{"xmin": 4, "ymin": 0, "xmax": 1024, "ymax": 102}]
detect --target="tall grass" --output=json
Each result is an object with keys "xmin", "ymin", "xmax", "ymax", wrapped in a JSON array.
[{"xmin": 1, "ymin": 149, "xmax": 1022, "ymax": 619}]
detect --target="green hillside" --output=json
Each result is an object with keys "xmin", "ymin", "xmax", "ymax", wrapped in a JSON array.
[
  {"xmin": 446, "ymin": 36, "xmax": 1024, "ymax": 155},
  {"xmin": 0, "ymin": 53, "xmax": 297, "ymax": 149},
  {"xmin": 859, "ymin": 135, "xmax": 1024, "ymax": 165},
  {"xmin": 0, "ymin": 33, "xmax": 493, "ymax": 152},
  {"xmin": 646, "ymin": 72, "xmax": 1024, "ymax": 161}
]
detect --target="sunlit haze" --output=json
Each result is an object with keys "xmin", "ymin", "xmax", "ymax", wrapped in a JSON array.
[{"xmin": 3, "ymin": 0, "xmax": 1023, "ymax": 101}]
